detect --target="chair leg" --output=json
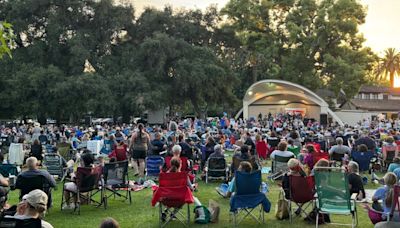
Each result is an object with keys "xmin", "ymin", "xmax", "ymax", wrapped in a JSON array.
[
  {"xmin": 315, "ymin": 210, "xmax": 319, "ymax": 228},
  {"xmin": 289, "ymin": 200, "xmax": 292, "ymax": 223},
  {"xmin": 187, "ymin": 204, "xmax": 190, "ymax": 226},
  {"xmin": 159, "ymin": 204, "xmax": 163, "ymax": 228}
]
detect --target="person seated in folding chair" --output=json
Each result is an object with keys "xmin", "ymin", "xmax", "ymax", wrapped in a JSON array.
[
  {"xmin": 281, "ymin": 158, "xmax": 315, "ymax": 222},
  {"xmin": 15, "ymin": 157, "xmax": 56, "ymax": 208},
  {"xmin": 217, "ymin": 161, "xmax": 255, "ymax": 198},
  {"xmin": 108, "ymin": 138, "xmax": 127, "ymax": 162},
  {"xmin": 329, "ymin": 137, "xmax": 351, "ymax": 164},
  {"xmin": 388, "ymin": 157, "xmax": 400, "ymax": 172},
  {"xmin": 29, "ymin": 139, "xmax": 43, "ymax": 164},
  {"xmin": 347, "ymin": 161, "xmax": 365, "ymax": 200},
  {"xmin": 61, "ymin": 152, "xmax": 94, "ymax": 210},
  {"xmin": 163, "ymin": 145, "xmax": 195, "ymax": 184},
  {"xmin": 3, "ymin": 189, "xmax": 53, "ymax": 228},
  {"xmin": 229, "ymin": 161, "xmax": 271, "ymax": 226},
  {"xmin": 159, "ymin": 157, "xmax": 201, "ymax": 223},
  {"xmin": 372, "ymin": 173, "xmax": 399, "ymax": 218}
]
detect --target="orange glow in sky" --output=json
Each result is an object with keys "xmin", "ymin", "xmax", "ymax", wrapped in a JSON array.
[
  {"xmin": 394, "ymin": 73, "xmax": 400, "ymax": 88},
  {"xmin": 132, "ymin": 0, "xmax": 400, "ymax": 56}
]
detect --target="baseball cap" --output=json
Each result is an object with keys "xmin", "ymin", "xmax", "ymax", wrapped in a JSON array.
[{"xmin": 22, "ymin": 189, "xmax": 48, "ymax": 210}]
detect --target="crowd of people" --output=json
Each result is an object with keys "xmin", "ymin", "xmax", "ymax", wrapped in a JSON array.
[{"xmin": 0, "ymin": 112, "xmax": 400, "ymax": 226}]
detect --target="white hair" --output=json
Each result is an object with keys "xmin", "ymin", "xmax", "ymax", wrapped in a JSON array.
[
  {"xmin": 348, "ymin": 161, "xmax": 359, "ymax": 173},
  {"xmin": 26, "ymin": 157, "xmax": 38, "ymax": 170},
  {"xmin": 172, "ymin": 145, "xmax": 182, "ymax": 155}
]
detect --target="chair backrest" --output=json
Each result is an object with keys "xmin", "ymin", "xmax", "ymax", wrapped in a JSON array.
[
  {"xmin": 351, "ymin": 151, "xmax": 374, "ymax": 172},
  {"xmin": 0, "ymin": 217, "xmax": 42, "ymax": 228},
  {"xmin": 289, "ymin": 175, "xmax": 315, "ymax": 203},
  {"xmin": 103, "ymin": 160, "xmax": 128, "ymax": 186},
  {"xmin": 273, "ymin": 155, "xmax": 294, "ymax": 173},
  {"xmin": 43, "ymin": 154, "xmax": 63, "ymax": 175},
  {"xmin": 231, "ymin": 156, "xmax": 259, "ymax": 174},
  {"xmin": 235, "ymin": 170, "xmax": 261, "ymax": 195},
  {"xmin": 390, "ymin": 185, "xmax": 400, "ymax": 220},
  {"xmin": 314, "ymin": 167, "xmax": 351, "ymax": 212},
  {"xmin": 16, "ymin": 175, "xmax": 50, "ymax": 199},
  {"xmin": 159, "ymin": 172, "xmax": 188, "ymax": 188},
  {"xmin": 76, "ymin": 167, "xmax": 102, "ymax": 193},
  {"xmin": 146, "ymin": 156, "xmax": 164, "ymax": 177},
  {"xmin": 0, "ymin": 164, "xmax": 18, "ymax": 177},
  {"xmin": 207, "ymin": 157, "xmax": 226, "ymax": 171},
  {"xmin": 287, "ymin": 146, "xmax": 300, "ymax": 156},
  {"xmin": 330, "ymin": 152, "xmax": 344, "ymax": 162},
  {"xmin": 386, "ymin": 151, "xmax": 396, "ymax": 161}
]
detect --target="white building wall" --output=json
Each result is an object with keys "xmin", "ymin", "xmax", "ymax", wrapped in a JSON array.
[{"xmin": 334, "ymin": 110, "xmax": 381, "ymax": 126}]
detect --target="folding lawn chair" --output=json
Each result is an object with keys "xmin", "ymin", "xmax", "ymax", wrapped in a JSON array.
[
  {"xmin": 383, "ymin": 150, "xmax": 396, "ymax": 170},
  {"xmin": 61, "ymin": 166, "xmax": 104, "ymax": 215},
  {"xmin": 314, "ymin": 167, "xmax": 358, "ymax": 228},
  {"xmin": 103, "ymin": 160, "xmax": 131, "ymax": 208},
  {"xmin": 0, "ymin": 164, "xmax": 18, "ymax": 177},
  {"xmin": 286, "ymin": 175, "xmax": 315, "ymax": 223},
  {"xmin": 43, "ymin": 153, "xmax": 65, "ymax": 180},
  {"xmin": 151, "ymin": 172, "xmax": 194, "ymax": 228},
  {"xmin": 205, "ymin": 157, "xmax": 229, "ymax": 183},
  {"xmin": 366, "ymin": 185, "xmax": 400, "ymax": 224},
  {"xmin": 271, "ymin": 155, "xmax": 294, "ymax": 180},
  {"xmin": 230, "ymin": 170, "xmax": 270, "ymax": 227},
  {"xmin": 0, "ymin": 217, "xmax": 41, "ymax": 228},
  {"xmin": 15, "ymin": 175, "xmax": 52, "ymax": 209},
  {"xmin": 287, "ymin": 146, "xmax": 300, "ymax": 157},
  {"xmin": 230, "ymin": 156, "xmax": 260, "ymax": 179},
  {"xmin": 145, "ymin": 156, "xmax": 164, "ymax": 180},
  {"xmin": 351, "ymin": 151, "xmax": 374, "ymax": 173},
  {"xmin": 330, "ymin": 152, "xmax": 345, "ymax": 167}
]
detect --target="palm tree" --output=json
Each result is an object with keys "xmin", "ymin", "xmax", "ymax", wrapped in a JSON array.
[{"xmin": 375, "ymin": 48, "xmax": 400, "ymax": 87}]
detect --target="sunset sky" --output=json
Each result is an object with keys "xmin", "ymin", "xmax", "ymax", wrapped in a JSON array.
[{"xmin": 131, "ymin": 0, "xmax": 400, "ymax": 56}]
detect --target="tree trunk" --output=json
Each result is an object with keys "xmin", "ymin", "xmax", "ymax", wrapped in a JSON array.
[{"xmin": 390, "ymin": 71, "xmax": 395, "ymax": 88}]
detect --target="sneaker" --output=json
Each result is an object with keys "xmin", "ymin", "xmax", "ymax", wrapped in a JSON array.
[{"xmin": 62, "ymin": 203, "xmax": 74, "ymax": 210}]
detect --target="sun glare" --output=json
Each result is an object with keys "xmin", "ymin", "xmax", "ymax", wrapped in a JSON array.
[{"xmin": 394, "ymin": 73, "xmax": 400, "ymax": 88}]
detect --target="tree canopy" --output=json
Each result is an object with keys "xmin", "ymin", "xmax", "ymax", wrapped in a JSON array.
[{"xmin": 0, "ymin": 0, "xmax": 380, "ymax": 122}]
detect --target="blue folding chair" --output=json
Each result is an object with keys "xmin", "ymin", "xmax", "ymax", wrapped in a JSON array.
[
  {"xmin": 351, "ymin": 151, "xmax": 374, "ymax": 172},
  {"xmin": 230, "ymin": 170, "xmax": 271, "ymax": 226},
  {"xmin": 145, "ymin": 156, "xmax": 164, "ymax": 180}
]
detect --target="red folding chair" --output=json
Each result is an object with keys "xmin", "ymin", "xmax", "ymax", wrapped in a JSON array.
[
  {"xmin": 287, "ymin": 175, "xmax": 315, "ymax": 222},
  {"xmin": 151, "ymin": 172, "xmax": 194, "ymax": 227}
]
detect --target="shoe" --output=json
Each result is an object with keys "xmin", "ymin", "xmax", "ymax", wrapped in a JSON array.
[
  {"xmin": 62, "ymin": 203, "xmax": 74, "ymax": 210},
  {"xmin": 161, "ymin": 212, "xmax": 166, "ymax": 222}
]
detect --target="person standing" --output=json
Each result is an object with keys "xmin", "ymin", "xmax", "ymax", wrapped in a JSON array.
[{"xmin": 129, "ymin": 124, "xmax": 150, "ymax": 183}]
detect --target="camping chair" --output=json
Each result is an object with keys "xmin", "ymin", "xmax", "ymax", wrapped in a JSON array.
[
  {"xmin": 383, "ymin": 150, "xmax": 396, "ymax": 170},
  {"xmin": 286, "ymin": 175, "xmax": 315, "ymax": 223},
  {"xmin": 61, "ymin": 166, "xmax": 104, "ymax": 215},
  {"xmin": 145, "ymin": 156, "xmax": 164, "ymax": 180},
  {"xmin": 287, "ymin": 146, "xmax": 300, "ymax": 157},
  {"xmin": 230, "ymin": 156, "xmax": 260, "ymax": 179},
  {"xmin": 271, "ymin": 155, "xmax": 294, "ymax": 180},
  {"xmin": 57, "ymin": 143, "xmax": 74, "ymax": 161},
  {"xmin": 351, "ymin": 151, "xmax": 374, "ymax": 173},
  {"xmin": 330, "ymin": 152, "xmax": 345, "ymax": 167},
  {"xmin": 366, "ymin": 185, "xmax": 400, "ymax": 224},
  {"xmin": 0, "ymin": 164, "xmax": 18, "ymax": 177},
  {"xmin": 15, "ymin": 175, "xmax": 52, "ymax": 209},
  {"xmin": 103, "ymin": 160, "xmax": 131, "ymax": 208},
  {"xmin": 314, "ymin": 167, "xmax": 358, "ymax": 228},
  {"xmin": 151, "ymin": 172, "xmax": 194, "ymax": 228},
  {"xmin": 205, "ymin": 157, "xmax": 229, "ymax": 183},
  {"xmin": 43, "ymin": 154, "xmax": 65, "ymax": 180},
  {"xmin": 230, "ymin": 170, "xmax": 270, "ymax": 227},
  {"xmin": 0, "ymin": 217, "xmax": 42, "ymax": 228}
]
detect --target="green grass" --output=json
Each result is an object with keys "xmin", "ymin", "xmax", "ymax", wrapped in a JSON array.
[{"xmin": 7, "ymin": 165, "xmax": 377, "ymax": 228}]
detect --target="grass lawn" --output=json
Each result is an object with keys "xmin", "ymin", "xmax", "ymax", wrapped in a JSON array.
[{"xmin": 6, "ymin": 161, "xmax": 378, "ymax": 228}]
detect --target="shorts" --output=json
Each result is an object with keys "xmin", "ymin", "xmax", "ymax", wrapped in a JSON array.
[
  {"xmin": 64, "ymin": 182, "xmax": 77, "ymax": 193},
  {"xmin": 132, "ymin": 150, "xmax": 146, "ymax": 159}
]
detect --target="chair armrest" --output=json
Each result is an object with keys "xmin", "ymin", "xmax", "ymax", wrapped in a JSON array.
[{"xmin": 351, "ymin": 193, "xmax": 358, "ymax": 201}]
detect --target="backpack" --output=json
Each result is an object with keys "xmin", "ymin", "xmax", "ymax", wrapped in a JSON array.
[{"xmin": 194, "ymin": 205, "xmax": 211, "ymax": 224}]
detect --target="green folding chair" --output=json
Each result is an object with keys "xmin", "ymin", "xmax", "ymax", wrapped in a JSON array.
[
  {"xmin": 314, "ymin": 167, "xmax": 358, "ymax": 228},
  {"xmin": 287, "ymin": 146, "xmax": 300, "ymax": 157}
]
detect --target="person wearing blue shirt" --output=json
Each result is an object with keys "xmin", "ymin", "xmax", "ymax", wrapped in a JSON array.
[{"xmin": 388, "ymin": 157, "xmax": 400, "ymax": 172}]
